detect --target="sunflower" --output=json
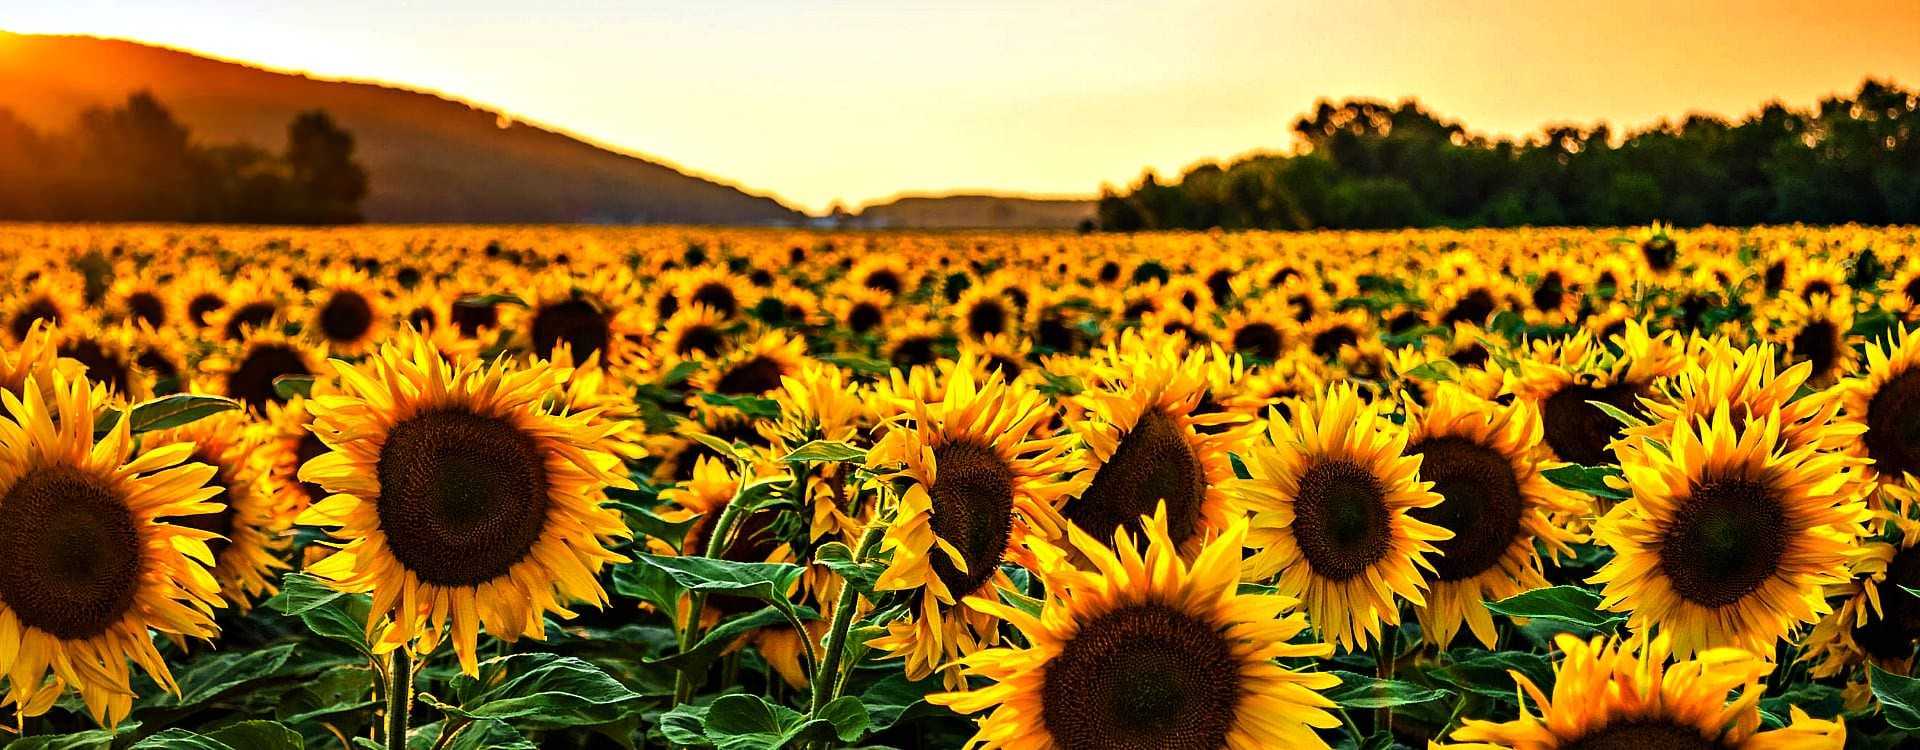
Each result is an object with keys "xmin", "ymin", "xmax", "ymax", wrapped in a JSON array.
[
  {"xmin": 306, "ymin": 268, "xmax": 390, "ymax": 357},
  {"xmin": 657, "ymin": 304, "xmax": 733, "ymax": 363},
  {"xmin": 674, "ymin": 265, "xmax": 762, "ymax": 321},
  {"xmin": 512, "ymin": 270, "xmax": 648, "ymax": 373},
  {"xmin": 1802, "ymin": 501, "xmax": 1920, "ymax": 706},
  {"xmin": 4, "ymin": 272, "xmax": 74, "ymax": 344},
  {"xmin": 0, "ymin": 373, "xmax": 223, "ymax": 725},
  {"xmin": 199, "ymin": 330, "xmax": 324, "ymax": 416},
  {"xmin": 1760, "ymin": 293, "xmax": 1858, "ymax": 386},
  {"xmin": 1299, "ymin": 307, "xmax": 1375, "ymax": 365},
  {"xmin": 1218, "ymin": 298, "xmax": 1294, "ymax": 363},
  {"xmin": 867, "ymin": 363, "xmax": 1074, "ymax": 688},
  {"xmin": 296, "ymin": 333, "xmax": 635, "ymax": 674},
  {"xmin": 1508, "ymin": 323, "xmax": 1683, "ymax": 467},
  {"xmin": 953, "ymin": 283, "xmax": 1021, "ymax": 342},
  {"xmin": 1886, "ymin": 265, "xmax": 1920, "ymax": 323},
  {"xmin": 883, "ymin": 318, "xmax": 948, "ymax": 371},
  {"xmin": 207, "ymin": 271, "xmax": 290, "ymax": 342},
  {"xmin": 1403, "ymin": 386, "xmax": 1584, "ymax": 648},
  {"xmin": 143, "ymin": 410, "xmax": 290, "ymax": 610},
  {"xmin": 828, "ymin": 286, "xmax": 893, "ymax": 337},
  {"xmin": 1440, "ymin": 632, "xmax": 1843, "ymax": 749},
  {"xmin": 50, "ymin": 316, "xmax": 152, "ymax": 404},
  {"xmin": 104, "ymin": 274, "xmax": 173, "ymax": 330},
  {"xmin": 690, "ymin": 328, "xmax": 809, "ymax": 401},
  {"xmin": 1235, "ymin": 382, "xmax": 1449, "ymax": 652},
  {"xmin": 1590, "ymin": 405, "xmax": 1870, "ymax": 657},
  {"xmin": 929, "ymin": 510, "xmax": 1340, "ymax": 750},
  {"xmin": 0, "ymin": 319, "xmax": 65, "ymax": 403},
  {"xmin": 1837, "ymin": 323, "xmax": 1920, "ymax": 489},
  {"xmin": 1061, "ymin": 342, "xmax": 1248, "ymax": 558},
  {"xmin": 757, "ymin": 361, "xmax": 873, "ymax": 541}
]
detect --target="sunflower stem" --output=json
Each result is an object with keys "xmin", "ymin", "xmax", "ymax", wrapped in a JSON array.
[
  {"xmin": 1377, "ymin": 622, "xmax": 1397, "ymax": 738},
  {"xmin": 385, "ymin": 648, "xmax": 414, "ymax": 750},
  {"xmin": 810, "ymin": 521, "xmax": 887, "ymax": 716},
  {"xmin": 672, "ymin": 478, "xmax": 755, "ymax": 705}
]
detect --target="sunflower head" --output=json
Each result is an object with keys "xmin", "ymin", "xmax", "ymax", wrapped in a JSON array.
[
  {"xmin": 296, "ymin": 331, "xmax": 635, "ymax": 674},
  {"xmin": 930, "ymin": 510, "xmax": 1340, "ymax": 750}
]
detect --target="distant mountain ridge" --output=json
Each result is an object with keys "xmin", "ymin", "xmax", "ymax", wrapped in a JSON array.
[
  {"xmin": 0, "ymin": 31, "xmax": 804, "ymax": 225},
  {"xmin": 847, "ymin": 194, "xmax": 1097, "ymax": 229}
]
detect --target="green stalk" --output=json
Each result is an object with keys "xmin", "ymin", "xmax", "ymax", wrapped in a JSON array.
[
  {"xmin": 671, "ymin": 479, "xmax": 753, "ymax": 705},
  {"xmin": 809, "ymin": 522, "xmax": 887, "ymax": 715},
  {"xmin": 385, "ymin": 648, "xmax": 414, "ymax": 750}
]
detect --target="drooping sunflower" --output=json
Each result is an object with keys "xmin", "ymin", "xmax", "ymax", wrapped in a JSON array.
[
  {"xmin": 0, "ymin": 373, "xmax": 223, "ymax": 725},
  {"xmin": 1838, "ymin": 323, "xmax": 1920, "ymax": 489},
  {"xmin": 144, "ymin": 410, "xmax": 291, "ymax": 609},
  {"xmin": 1061, "ymin": 342, "xmax": 1249, "ymax": 558},
  {"xmin": 930, "ymin": 510, "xmax": 1340, "ymax": 750},
  {"xmin": 1235, "ymin": 382, "xmax": 1450, "ymax": 652},
  {"xmin": 1403, "ymin": 386, "xmax": 1584, "ymax": 648},
  {"xmin": 867, "ymin": 364, "xmax": 1075, "ymax": 688},
  {"xmin": 1590, "ymin": 406, "xmax": 1870, "ymax": 657},
  {"xmin": 296, "ymin": 333, "xmax": 635, "ymax": 674},
  {"xmin": 757, "ymin": 360, "xmax": 873, "ymax": 542},
  {"xmin": 1440, "ymin": 632, "xmax": 1843, "ymax": 750}
]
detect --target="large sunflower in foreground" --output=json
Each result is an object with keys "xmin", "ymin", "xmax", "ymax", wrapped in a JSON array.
[
  {"xmin": 1838, "ymin": 324, "xmax": 1920, "ymax": 489},
  {"xmin": 144, "ymin": 411, "xmax": 291, "ymax": 610},
  {"xmin": 1062, "ymin": 343, "xmax": 1248, "ymax": 558},
  {"xmin": 0, "ymin": 374, "xmax": 223, "ymax": 725},
  {"xmin": 297, "ymin": 334, "xmax": 635, "ymax": 674},
  {"xmin": 930, "ymin": 511, "xmax": 1340, "ymax": 750},
  {"xmin": 1235, "ymin": 382, "xmax": 1449, "ymax": 652},
  {"xmin": 1441, "ymin": 633, "xmax": 1843, "ymax": 749},
  {"xmin": 1403, "ymin": 386, "xmax": 1584, "ymax": 649},
  {"xmin": 867, "ymin": 364, "xmax": 1075, "ymax": 688},
  {"xmin": 1590, "ymin": 406, "xmax": 1870, "ymax": 657}
]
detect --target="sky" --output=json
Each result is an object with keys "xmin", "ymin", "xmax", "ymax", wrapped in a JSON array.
[{"xmin": 7, "ymin": 1, "xmax": 1920, "ymax": 214}]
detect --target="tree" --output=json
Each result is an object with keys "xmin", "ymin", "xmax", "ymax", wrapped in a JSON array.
[{"xmin": 284, "ymin": 110, "xmax": 369, "ymax": 224}]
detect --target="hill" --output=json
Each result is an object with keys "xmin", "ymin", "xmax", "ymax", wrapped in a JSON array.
[
  {"xmin": 0, "ymin": 31, "xmax": 803, "ymax": 224},
  {"xmin": 847, "ymin": 194, "xmax": 1096, "ymax": 229}
]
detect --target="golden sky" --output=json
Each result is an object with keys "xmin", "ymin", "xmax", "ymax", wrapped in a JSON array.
[{"xmin": 9, "ymin": 1, "xmax": 1920, "ymax": 213}]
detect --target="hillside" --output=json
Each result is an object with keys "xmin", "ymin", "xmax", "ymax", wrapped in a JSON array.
[
  {"xmin": 848, "ymin": 194, "xmax": 1096, "ymax": 229},
  {"xmin": 0, "ymin": 31, "xmax": 803, "ymax": 224}
]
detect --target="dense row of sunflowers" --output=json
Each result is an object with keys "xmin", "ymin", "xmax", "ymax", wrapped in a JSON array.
[{"xmin": 0, "ymin": 223, "xmax": 1916, "ymax": 749}]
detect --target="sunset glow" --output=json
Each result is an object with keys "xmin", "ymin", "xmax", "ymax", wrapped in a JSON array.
[{"xmin": 8, "ymin": 0, "xmax": 1920, "ymax": 213}]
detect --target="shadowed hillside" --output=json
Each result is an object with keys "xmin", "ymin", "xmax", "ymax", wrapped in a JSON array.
[{"xmin": 0, "ymin": 31, "xmax": 803, "ymax": 224}]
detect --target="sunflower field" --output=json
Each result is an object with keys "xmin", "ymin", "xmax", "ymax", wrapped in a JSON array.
[{"xmin": 0, "ymin": 223, "xmax": 1919, "ymax": 750}]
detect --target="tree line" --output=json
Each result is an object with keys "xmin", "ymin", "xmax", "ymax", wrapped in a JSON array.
[
  {"xmin": 0, "ymin": 91, "xmax": 368, "ymax": 224},
  {"xmin": 1096, "ymin": 79, "xmax": 1920, "ymax": 231}
]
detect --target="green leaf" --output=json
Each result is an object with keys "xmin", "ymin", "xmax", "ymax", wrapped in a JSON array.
[
  {"xmin": 629, "ymin": 554, "xmax": 804, "ymax": 611},
  {"xmin": 456, "ymin": 293, "xmax": 527, "ymax": 308},
  {"xmin": 264, "ymin": 572, "xmax": 374, "ymax": 656},
  {"xmin": 1585, "ymin": 399, "xmax": 1649, "ymax": 429},
  {"xmin": 817, "ymin": 354, "xmax": 892, "ymax": 376},
  {"xmin": 406, "ymin": 720, "xmax": 536, "ymax": 750},
  {"xmin": 1870, "ymin": 664, "xmax": 1920, "ymax": 730},
  {"xmin": 700, "ymin": 693, "xmax": 868, "ymax": 750},
  {"xmin": 148, "ymin": 642, "xmax": 301, "ymax": 709},
  {"xmin": 647, "ymin": 604, "xmax": 819, "ymax": 673},
  {"xmin": 1899, "ymin": 584, "xmax": 1920, "ymax": 600},
  {"xmin": 1429, "ymin": 651, "xmax": 1553, "ymax": 700},
  {"xmin": 659, "ymin": 702, "xmax": 715, "ymax": 748},
  {"xmin": 1486, "ymin": 585, "xmax": 1625, "ymax": 635},
  {"xmin": 699, "ymin": 392, "xmax": 783, "ymax": 421},
  {"xmin": 6, "ymin": 723, "xmax": 142, "ymax": 750},
  {"xmin": 273, "ymin": 375, "xmax": 315, "ymax": 400},
  {"xmin": 1325, "ymin": 671, "xmax": 1454, "ymax": 709},
  {"xmin": 1542, "ymin": 464, "xmax": 1629, "ymax": 501},
  {"xmin": 813, "ymin": 541, "xmax": 882, "ymax": 592},
  {"xmin": 609, "ymin": 500, "xmax": 700, "ymax": 550},
  {"xmin": 780, "ymin": 440, "xmax": 868, "ymax": 464},
  {"xmin": 125, "ymin": 721, "xmax": 302, "ymax": 750},
  {"xmin": 855, "ymin": 673, "xmax": 945, "ymax": 732},
  {"xmin": 659, "ymin": 359, "xmax": 703, "ymax": 386},
  {"xmin": 688, "ymin": 431, "xmax": 746, "ymax": 464},
  {"xmin": 1402, "ymin": 360, "xmax": 1459, "ymax": 382},
  {"xmin": 421, "ymin": 653, "xmax": 643, "ymax": 729},
  {"xmin": 97, "ymin": 394, "xmax": 242, "ymax": 436},
  {"xmin": 1758, "ymin": 683, "xmax": 1844, "ymax": 729}
]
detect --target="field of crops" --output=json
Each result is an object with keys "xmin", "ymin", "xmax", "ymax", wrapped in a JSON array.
[{"xmin": 0, "ymin": 223, "xmax": 1918, "ymax": 749}]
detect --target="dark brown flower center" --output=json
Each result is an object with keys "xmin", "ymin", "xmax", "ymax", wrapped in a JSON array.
[
  {"xmin": 927, "ymin": 441, "xmax": 1017, "ymax": 598},
  {"xmin": 127, "ymin": 291, "xmax": 167, "ymax": 327},
  {"xmin": 889, "ymin": 336, "xmax": 938, "ymax": 369},
  {"xmin": 714, "ymin": 355, "xmax": 786, "ymax": 395},
  {"xmin": 1864, "ymin": 369, "xmax": 1920, "ymax": 478},
  {"xmin": 691, "ymin": 282, "xmax": 739, "ymax": 318},
  {"xmin": 847, "ymin": 302, "xmax": 883, "ymax": 334},
  {"xmin": 10, "ymin": 297, "xmax": 60, "ymax": 342},
  {"xmin": 0, "ymin": 466, "xmax": 142, "ymax": 639},
  {"xmin": 319, "ymin": 290, "xmax": 375, "ymax": 344},
  {"xmin": 450, "ymin": 297, "xmax": 500, "ymax": 337},
  {"xmin": 224, "ymin": 301, "xmax": 279, "ymax": 340},
  {"xmin": 1292, "ymin": 458, "xmax": 1392, "ymax": 581},
  {"xmin": 1563, "ymin": 720, "xmax": 1723, "ymax": 750},
  {"xmin": 1791, "ymin": 321, "xmax": 1840, "ymax": 378},
  {"xmin": 965, "ymin": 300, "xmax": 1010, "ymax": 339},
  {"xmin": 1408, "ymin": 437, "xmax": 1522, "ymax": 582},
  {"xmin": 864, "ymin": 270, "xmax": 902, "ymax": 295},
  {"xmin": 1231, "ymin": 322, "xmax": 1283, "ymax": 361},
  {"xmin": 1658, "ymin": 478, "xmax": 1787, "ymax": 608},
  {"xmin": 1041, "ymin": 603, "xmax": 1240, "ymax": 750},
  {"xmin": 375, "ymin": 409, "xmax": 551, "ymax": 586},
  {"xmin": 1854, "ymin": 543, "xmax": 1920, "ymax": 661},
  {"xmin": 676, "ymin": 324, "xmax": 726, "ymax": 358},
  {"xmin": 1442, "ymin": 289, "xmax": 1496, "ymax": 325},
  {"xmin": 531, "ymin": 298, "xmax": 611, "ymax": 361},
  {"xmin": 1310, "ymin": 325, "xmax": 1359, "ymax": 358},
  {"xmin": 1641, "ymin": 236, "xmax": 1678, "ymax": 272},
  {"xmin": 188, "ymin": 293, "xmax": 225, "ymax": 327},
  {"xmin": 59, "ymin": 338, "xmax": 132, "ymax": 397},
  {"xmin": 1067, "ymin": 410, "xmax": 1206, "ymax": 548},
  {"xmin": 1541, "ymin": 381, "xmax": 1644, "ymax": 465},
  {"xmin": 228, "ymin": 343, "xmax": 312, "ymax": 415}
]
